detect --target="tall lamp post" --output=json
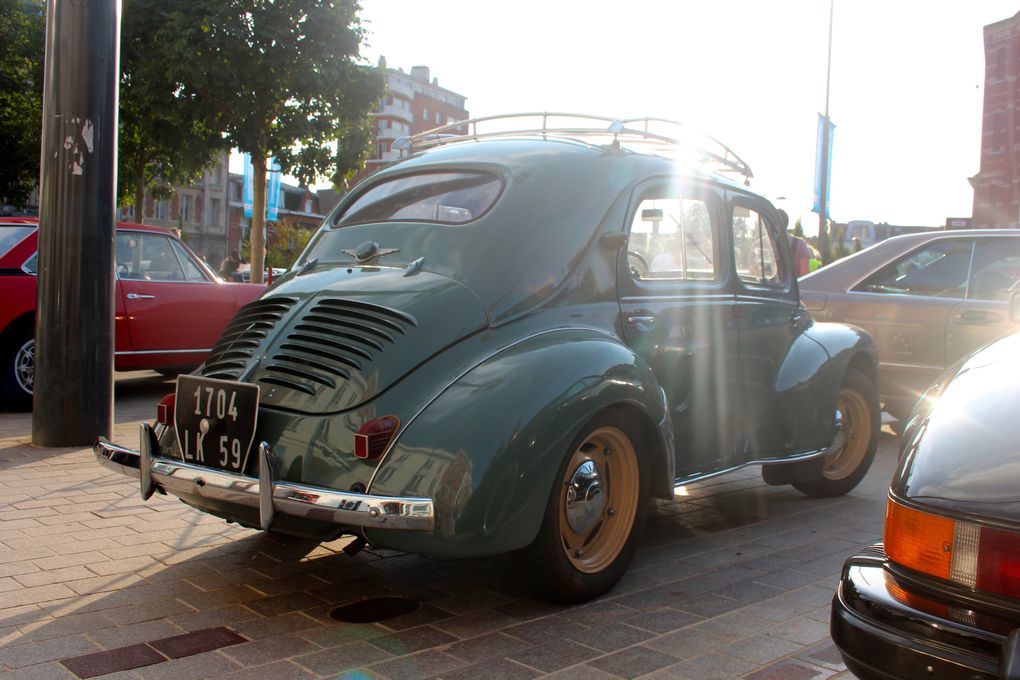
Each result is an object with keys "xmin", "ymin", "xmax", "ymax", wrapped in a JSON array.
[{"xmin": 817, "ymin": 0, "xmax": 835, "ymax": 264}]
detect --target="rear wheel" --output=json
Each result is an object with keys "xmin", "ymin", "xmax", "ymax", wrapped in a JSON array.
[
  {"xmin": 513, "ymin": 411, "xmax": 648, "ymax": 602},
  {"xmin": 793, "ymin": 368, "xmax": 879, "ymax": 498},
  {"xmin": 0, "ymin": 332, "xmax": 34, "ymax": 411}
]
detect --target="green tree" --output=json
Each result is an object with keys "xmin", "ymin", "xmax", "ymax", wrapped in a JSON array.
[
  {"xmin": 793, "ymin": 218, "xmax": 805, "ymax": 239},
  {"xmin": 0, "ymin": 0, "xmax": 44, "ymax": 208},
  {"xmin": 150, "ymin": 0, "xmax": 385, "ymax": 282},
  {"xmin": 118, "ymin": 0, "xmax": 226, "ymax": 220}
]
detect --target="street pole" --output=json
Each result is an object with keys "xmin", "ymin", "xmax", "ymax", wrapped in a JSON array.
[
  {"xmin": 818, "ymin": 0, "xmax": 835, "ymax": 265},
  {"xmin": 34, "ymin": 0, "xmax": 121, "ymax": 446}
]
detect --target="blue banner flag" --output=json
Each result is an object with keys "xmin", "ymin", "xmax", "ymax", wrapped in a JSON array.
[
  {"xmin": 266, "ymin": 158, "xmax": 282, "ymax": 222},
  {"xmin": 813, "ymin": 114, "xmax": 835, "ymax": 215},
  {"xmin": 242, "ymin": 153, "xmax": 254, "ymax": 219}
]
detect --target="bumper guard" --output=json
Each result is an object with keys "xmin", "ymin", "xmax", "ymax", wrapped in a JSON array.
[{"xmin": 94, "ymin": 424, "xmax": 434, "ymax": 532}]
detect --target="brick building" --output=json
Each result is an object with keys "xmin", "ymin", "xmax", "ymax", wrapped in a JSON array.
[
  {"xmin": 971, "ymin": 11, "xmax": 1020, "ymax": 228},
  {"xmin": 365, "ymin": 65, "xmax": 469, "ymax": 177}
]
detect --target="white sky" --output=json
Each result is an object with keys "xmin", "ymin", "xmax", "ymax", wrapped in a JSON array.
[{"xmin": 350, "ymin": 0, "xmax": 1019, "ymax": 236}]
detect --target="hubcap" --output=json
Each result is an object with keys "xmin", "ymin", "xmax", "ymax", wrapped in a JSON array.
[
  {"xmin": 565, "ymin": 460, "xmax": 605, "ymax": 534},
  {"xmin": 13, "ymin": 338, "xmax": 34, "ymax": 395},
  {"xmin": 822, "ymin": 388, "xmax": 869, "ymax": 480},
  {"xmin": 558, "ymin": 426, "xmax": 639, "ymax": 574}
]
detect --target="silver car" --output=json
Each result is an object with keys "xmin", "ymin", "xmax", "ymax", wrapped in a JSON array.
[{"xmin": 799, "ymin": 229, "xmax": 1020, "ymax": 431}]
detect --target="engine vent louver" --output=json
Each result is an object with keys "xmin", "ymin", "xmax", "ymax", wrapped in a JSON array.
[
  {"xmin": 259, "ymin": 299, "xmax": 417, "ymax": 399},
  {"xmin": 201, "ymin": 297, "xmax": 298, "ymax": 379}
]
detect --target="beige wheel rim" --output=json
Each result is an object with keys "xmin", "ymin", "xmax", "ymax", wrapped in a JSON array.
[
  {"xmin": 558, "ymin": 426, "xmax": 639, "ymax": 574},
  {"xmin": 822, "ymin": 387, "xmax": 871, "ymax": 480}
]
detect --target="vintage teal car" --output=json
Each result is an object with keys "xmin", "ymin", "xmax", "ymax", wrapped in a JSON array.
[{"xmin": 95, "ymin": 114, "xmax": 881, "ymax": 601}]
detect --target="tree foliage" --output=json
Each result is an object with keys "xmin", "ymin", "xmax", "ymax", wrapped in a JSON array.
[
  {"xmin": 118, "ymin": 0, "xmax": 226, "ymax": 218},
  {"xmin": 148, "ymin": 0, "xmax": 385, "ymax": 281},
  {"xmin": 0, "ymin": 0, "xmax": 44, "ymax": 208}
]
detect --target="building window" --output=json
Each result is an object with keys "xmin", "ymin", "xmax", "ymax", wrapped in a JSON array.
[
  {"xmin": 435, "ymin": 112, "xmax": 442, "ymax": 124},
  {"xmin": 180, "ymin": 194, "xmax": 193, "ymax": 223},
  {"xmin": 305, "ymin": 199, "xmax": 313, "ymax": 213},
  {"xmin": 422, "ymin": 107, "xmax": 430, "ymax": 121},
  {"xmin": 208, "ymin": 197, "xmax": 220, "ymax": 224},
  {"xmin": 156, "ymin": 200, "xmax": 169, "ymax": 220}
]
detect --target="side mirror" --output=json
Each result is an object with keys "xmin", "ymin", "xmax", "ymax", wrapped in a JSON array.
[
  {"xmin": 1010, "ymin": 290, "xmax": 1020, "ymax": 324},
  {"xmin": 600, "ymin": 231, "xmax": 629, "ymax": 251}
]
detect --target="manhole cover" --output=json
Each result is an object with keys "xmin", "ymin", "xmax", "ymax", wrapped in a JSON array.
[{"xmin": 330, "ymin": 597, "xmax": 419, "ymax": 624}]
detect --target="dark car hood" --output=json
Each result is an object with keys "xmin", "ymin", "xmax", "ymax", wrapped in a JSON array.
[
  {"xmin": 200, "ymin": 265, "xmax": 487, "ymax": 414},
  {"xmin": 894, "ymin": 331, "xmax": 1020, "ymax": 522}
]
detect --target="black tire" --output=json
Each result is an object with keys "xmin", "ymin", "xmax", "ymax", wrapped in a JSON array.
[
  {"xmin": 792, "ymin": 368, "xmax": 880, "ymax": 498},
  {"xmin": 0, "ymin": 331, "xmax": 34, "ymax": 412},
  {"xmin": 513, "ymin": 410, "xmax": 649, "ymax": 602}
]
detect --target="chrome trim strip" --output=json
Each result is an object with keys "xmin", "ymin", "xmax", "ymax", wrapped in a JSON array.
[
  {"xmin": 674, "ymin": 446, "xmax": 830, "ymax": 489},
  {"xmin": 114, "ymin": 349, "xmax": 212, "ymax": 356},
  {"xmin": 258, "ymin": 442, "xmax": 276, "ymax": 530},
  {"xmin": 139, "ymin": 423, "xmax": 156, "ymax": 501},
  {"xmin": 93, "ymin": 433, "xmax": 434, "ymax": 532}
]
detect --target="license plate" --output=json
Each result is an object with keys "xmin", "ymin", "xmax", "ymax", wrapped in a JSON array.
[{"xmin": 174, "ymin": 375, "xmax": 259, "ymax": 474}]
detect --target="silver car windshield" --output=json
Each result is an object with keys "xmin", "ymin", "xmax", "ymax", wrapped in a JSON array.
[{"xmin": 0, "ymin": 225, "xmax": 34, "ymax": 259}]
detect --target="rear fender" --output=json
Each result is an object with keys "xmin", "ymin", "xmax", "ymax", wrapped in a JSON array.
[
  {"xmin": 364, "ymin": 329, "xmax": 671, "ymax": 559},
  {"xmin": 790, "ymin": 321, "xmax": 878, "ymax": 447}
]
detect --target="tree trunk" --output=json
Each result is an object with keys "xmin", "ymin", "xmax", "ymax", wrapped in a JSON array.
[
  {"xmin": 133, "ymin": 161, "xmax": 145, "ymax": 224},
  {"xmin": 250, "ymin": 153, "xmax": 267, "ymax": 285}
]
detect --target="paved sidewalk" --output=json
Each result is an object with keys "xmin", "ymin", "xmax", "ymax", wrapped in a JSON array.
[{"xmin": 0, "ymin": 373, "xmax": 889, "ymax": 679}]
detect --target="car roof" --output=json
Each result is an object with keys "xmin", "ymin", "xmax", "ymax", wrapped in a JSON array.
[
  {"xmin": 0, "ymin": 216, "xmax": 176, "ymax": 236},
  {"xmin": 800, "ymin": 228, "xmax": 1020, "ymax": 292}
]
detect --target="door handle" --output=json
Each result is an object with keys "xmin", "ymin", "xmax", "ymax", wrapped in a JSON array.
[
  {"xmin": 626, "ymin": 315, "xmax": 655, "ymax": 325},
  {"xmin": 126, "ymin": 293, "xmax": 156, "ymax": 300},
  {"xmin": 790, "ymin": 310, "xmax": 806, "ymax": 325},
  {"xmin": 956, "ymin": 310, "xmax": 998, "ymax": 325}
]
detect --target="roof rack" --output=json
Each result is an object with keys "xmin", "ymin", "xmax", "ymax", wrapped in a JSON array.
[{"xmin": 392, "ymin": 113, "xmax": 753, "ymax": 182}]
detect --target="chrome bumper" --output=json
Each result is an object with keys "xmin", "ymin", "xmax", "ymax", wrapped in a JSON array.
[{"xmin": 94, "ymin": 424, "xmax": 434, "ymax": 532}]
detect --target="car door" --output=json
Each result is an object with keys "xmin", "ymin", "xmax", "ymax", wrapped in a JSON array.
[
  {"xmin": 946, "ymin": 236, "xmax": 1020, "ymax": 365},
  {"xmin": 618, "ymin": 179, "xmax": 737, "ymax": 478},
  {"xmin": 850, "ymin": 237, "xmax": 973, "ymax": 412},
  {"xmin": 730, "ymin": 194, "xmax": 810, "ymax": 458},
  {"xmin": 116, "ymin": 231, "xmax": 239, "ymax": 362}
]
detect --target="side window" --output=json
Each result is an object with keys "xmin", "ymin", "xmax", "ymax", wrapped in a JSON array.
[
  {"xmin": 733, "ymin": 206, "xmax": 783, "ymax": 286},
  {"xmin": 968, "ymin": 238, "xmax": 1020, "ymax": 301},
  {"xmin": 627, "ymin": 193, "xmax": 718, "ymax": 282},
  {"xmin": 132, "ymin": 234, "xmax": 185, "ymax": 281},
  {"xmin": 171, "ymin": 240, "xmax": 209, "ymax": 282},
  {"xmin": 855, "ymin": 240, "xmax": 973, "ymax": 298}
]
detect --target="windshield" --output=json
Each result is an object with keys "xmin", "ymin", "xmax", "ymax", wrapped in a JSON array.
[
  {"xmin": 0, "ymin": 225, "xmax": 34, "ymax": 259},
  {"xmin": 334, "ymin": 171, "xmax": 503, "ymax": 227}
]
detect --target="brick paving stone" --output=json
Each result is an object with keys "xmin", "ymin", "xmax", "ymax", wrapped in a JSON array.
[
  {"xmin": 368, "ymin": 648, "xmax": 467, "ymax": 680},
  {"xmin": 446, "ymin": 632, "xmax": 532, "ymax": 665},
  {"xmin": 744, "ymin": 658, "xmax": 834, "ymax": 680},
  {"xmin": 219, "ymin": 633, "xmax": 319, "ymax": 667},
  {"xmin": 0, "ymin": 633, "xmax": 101, "ymax": 669},
  {"xmin": 148, "ymin": 627, "xmax": 247, "ymax": 659},
  {"xmin": 294, "ymin": 640, "xmax": 393, "ymax": 676},
  {"xmin": 642, "ymin": 626, "xmax": 727, "ymax": 660},
  {"xmin": 88, "ymin": 619, "xmax": 187, "ymax": 651},
  {"xmin": 507, "ymin": 639, "xmax": 602, "ymax": 674},
  {"xmin": 210, "ymin": 659, "xmax": 319, "ymax": 680},
  {"xmin": 438, "ymin": 657, "xmax": 539, "ymax": 680},
  {"xmin": 433, "ymin": 607, "xmax": 518, "ymax": 639},
  {"xmin": 724, "ymin": 632, "xmax": 805, "ymax": 665},
  {"xmin": 587, "ymin": 645, "xmax": 680, "ymax": 679},
  {"xmin": 133, "ymin": 649, "xmax": 241, "ymax": 680},
  {"xmin": 649, "ymin": 651, "xmax": 759, "ymax": 679},
  {"xmin": 564, "ymin": 621, "xmax": 654, "ymax": 653},
  {"xmin": 296, "ymin": 621, "xmax": 383, "ymax": 649},
  {"xmin": 504, "ymin": 615, "xmax": 590, "ymax": 646},
  {"xmin": 367, "ymin": 624, "xmax": 459, "ymax": 656},
  {"xmin": 60, "ymin": 642, "xmax": 166, "ymax": 678}
]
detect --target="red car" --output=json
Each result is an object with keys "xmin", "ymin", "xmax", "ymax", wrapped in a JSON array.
[{"xmin": 0, "ymin": 219, "xmax": 264, "ymax": 410}]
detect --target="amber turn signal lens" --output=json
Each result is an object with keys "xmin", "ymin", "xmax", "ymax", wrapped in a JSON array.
[{"xmin": 884, "ymin": 498, "xmax": 954, "ymax": 580}]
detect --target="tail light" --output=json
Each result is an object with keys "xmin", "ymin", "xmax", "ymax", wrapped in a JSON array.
[
  {"xmin": 354, "ymin": 416, "xmax": 399, "ymax": 460},
  {"xmin": 156, "ymin": 393, "xmax": 176, "ymax": 426},
  {"xmin": 885, "ymin": 496, "xmax": 1020, "ymax": 600}
]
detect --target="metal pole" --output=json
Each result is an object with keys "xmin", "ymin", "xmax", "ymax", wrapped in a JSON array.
[
  {"xmin": 818, "ymin": 0, "xmax": 835, "ymax": 265},
  {"xmin": 33, "ymin": 0, "xmax": 121, "ymax": 446}
]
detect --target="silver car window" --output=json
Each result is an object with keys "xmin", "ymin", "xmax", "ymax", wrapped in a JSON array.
[
  {"xmin": 968, "ymin": 238, "xmax": 1020, "ymax": 301},
  {"xmin": 856, "ymin": 240, "xmax": 973, "ymax": 298}
]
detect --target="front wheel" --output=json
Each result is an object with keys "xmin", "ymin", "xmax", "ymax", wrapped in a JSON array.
[
  {"xmin": 792, "ymin": 368, "xmax": 879, "ymax": 498},
  {"xmin": 0, "ymin": 332, "xmax": 34, "ymax": 411},
  {"xmin": 513, "ymin": 411, "xmax": 648, "ymax": 602}
]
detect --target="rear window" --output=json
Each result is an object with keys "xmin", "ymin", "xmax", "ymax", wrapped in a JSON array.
[
  {"xmin": 0, "ymin": 225, "xmax": 34, "ymax": 258},
  {"xmin": 335, "ymin": 172, "xmax": 502, "ymax": 226}
]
